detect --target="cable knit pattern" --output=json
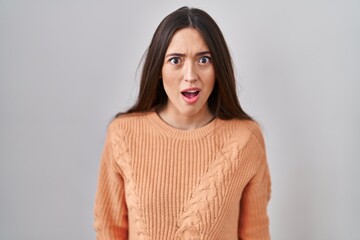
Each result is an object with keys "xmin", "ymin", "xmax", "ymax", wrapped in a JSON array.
[
  {"xmin": 110, "ymin": 125, "xmax": 150, "ymax": 240},
  {"xmin": 175, "ymin": 128, "xmax": 250, "ymax": 239},
  {"xmin": 94, "ymin": 111, "xmax": 271, "ymax": 240}
]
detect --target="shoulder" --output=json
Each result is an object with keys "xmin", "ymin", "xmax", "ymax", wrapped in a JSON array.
[
  {"xmin": 103, "ymin": 112, "xmax": 151, "ymax": 144},
  {"xmin": 108, "ymin": 112, "xmax": 149, "ymax": 132},
  {"xmin": 104, "ymin": 112, "xmax": 150, "ymax": 148},
  {"xmin": 240, "ymin": 120, "xmax": 265, "ymax": 147},
  {"xmin": 218, "ymin": 119, "xmax": 265, "ymax": 150}
]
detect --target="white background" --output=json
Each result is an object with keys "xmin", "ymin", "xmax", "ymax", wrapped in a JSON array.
[{"xmin": 1, "ymin": 0, "xmax": 359, "ymax": 239}]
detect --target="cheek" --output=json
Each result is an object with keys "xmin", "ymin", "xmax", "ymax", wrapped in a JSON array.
[
  {"xmin": 203, "ymin": 72, "xmax": 216, "ymax": 91},
  {"xmin": 162, "ymin": 80, "xmax": 175, "ymax": 94},
  {"xmin": 162, "ymin": 77, "xmax": 179, "ymax": 98},
  {"xmin": 162, "ymin": 68, "xmax": 180, "ymax": 93}
]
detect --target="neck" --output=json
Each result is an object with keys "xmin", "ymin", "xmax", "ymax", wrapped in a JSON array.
[{"xmin": 157, "ymin": 106, "xmax": 214, "ymax": 130}]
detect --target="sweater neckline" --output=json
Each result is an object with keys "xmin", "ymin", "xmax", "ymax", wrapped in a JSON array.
[{"xmin": 145, "ymin": 111, "xmax": 222, "ymax": 139}]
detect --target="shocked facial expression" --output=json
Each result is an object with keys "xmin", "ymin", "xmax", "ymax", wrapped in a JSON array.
[{"xmin": 161, "ymin": 27, "xmax": 216, "ymax": 119}]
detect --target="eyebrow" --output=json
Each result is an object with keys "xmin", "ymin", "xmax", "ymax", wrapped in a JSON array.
[{"xmin": 165, "ymin": 51, "xmax": 211, "ymax": 58}]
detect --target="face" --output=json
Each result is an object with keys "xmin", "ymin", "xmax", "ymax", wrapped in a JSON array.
[{"xmin": 161, "ymin": 28, "xmax": 215, "ymax": 119}]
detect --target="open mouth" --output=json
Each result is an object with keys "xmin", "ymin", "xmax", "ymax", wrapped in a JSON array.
[{"xmin": 181, "ymin": 90, "xmax": 200, "ymax": 99}]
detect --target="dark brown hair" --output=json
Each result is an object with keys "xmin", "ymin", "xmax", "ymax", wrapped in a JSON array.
[{"xmin": 118, "ymin": 6, "xmax": 252, "ymax": 120}]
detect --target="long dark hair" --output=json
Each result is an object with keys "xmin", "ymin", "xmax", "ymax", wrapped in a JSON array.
[{"xmin": 117, "ymin": 6, "xmax": 252, "ymax": 120}]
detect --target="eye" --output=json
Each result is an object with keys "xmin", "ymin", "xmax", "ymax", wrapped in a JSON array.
[
  {"xmin": 198, "ymin": 56, "xmax": 212, "ymax": 64},
  {"xmin": 169, "ymin": 57, "xmax": 181, "ymax": 65}
]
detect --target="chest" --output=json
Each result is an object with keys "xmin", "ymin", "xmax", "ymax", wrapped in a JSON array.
[{"xmin": 120, "ymin": 131, "xmax": 257, "ymax": 238}]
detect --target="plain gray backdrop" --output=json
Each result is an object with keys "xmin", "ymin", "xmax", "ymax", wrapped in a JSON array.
[{"xmin": 1, "ymin": 0, "xmax": 359, "ymax": 239}]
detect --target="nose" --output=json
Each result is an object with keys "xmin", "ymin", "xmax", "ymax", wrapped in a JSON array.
[{"xmin": 184, "ymin": 62, "xmax": 197, "ymax": 82}]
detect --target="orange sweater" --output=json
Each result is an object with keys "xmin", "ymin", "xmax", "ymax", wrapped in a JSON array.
[{"xmin": 94, "ymin": 112, "xmax": 271, "ymax": 239}]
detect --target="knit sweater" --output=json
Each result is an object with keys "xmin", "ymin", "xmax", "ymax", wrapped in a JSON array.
[{"xmin": 94, "ymin": 111, "xmax": 271, "ymax": 240}]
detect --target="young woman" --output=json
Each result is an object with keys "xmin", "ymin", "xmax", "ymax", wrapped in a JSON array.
[{"xmin": 94, "ymin": 6, "xmax": 271, "ymax": 240}]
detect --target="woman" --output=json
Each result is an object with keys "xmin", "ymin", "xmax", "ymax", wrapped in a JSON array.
[{"xmin": 94, "ymin": 6, "xmax": 271, "ymax": 240}]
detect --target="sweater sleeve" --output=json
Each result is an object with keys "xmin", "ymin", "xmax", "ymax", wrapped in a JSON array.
[
  {"xmin": 238, "ymin": 129, "xmax": 271, "ymax": 240},
  {"xmin": 94, "ymin": 125, "xmax": 129, "ymax": 240}
]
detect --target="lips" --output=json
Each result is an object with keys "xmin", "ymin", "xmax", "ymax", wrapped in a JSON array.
[
  {"xmin": 181, "ymin": 90, "xmax": 199, "ymax": 98},
  {"xmin": 181, "ymin": 88, "xmax": 200, "ymax": 104}
]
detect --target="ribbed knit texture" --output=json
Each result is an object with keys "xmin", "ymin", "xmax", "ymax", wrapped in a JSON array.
[{"xmin": 94, "ymin": 111, "xmax": 271, "ymax": 240}]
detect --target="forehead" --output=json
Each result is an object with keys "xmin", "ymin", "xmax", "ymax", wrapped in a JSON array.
[{"xmin": 166, "ymin": 28, "xmax": 209, "ymax": 53}]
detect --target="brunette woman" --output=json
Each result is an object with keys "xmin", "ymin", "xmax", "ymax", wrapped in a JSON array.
[{"xmin": 94, "ymin": 6, "xmax": 271, "ymax": 240}]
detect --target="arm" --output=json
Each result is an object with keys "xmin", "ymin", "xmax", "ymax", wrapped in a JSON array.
[
  {"xmin": 94, "ymin": 125, "xmax": 128, "ymax": 239},
  {"xmin": 238, "ymin": 131, "xmax": 271, "ymax": 240}
]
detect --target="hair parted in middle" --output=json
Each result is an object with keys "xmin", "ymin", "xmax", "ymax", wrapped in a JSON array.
[{"xmin": 122, "ymin": 6, "xmax": 252, "ymax": 121}]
